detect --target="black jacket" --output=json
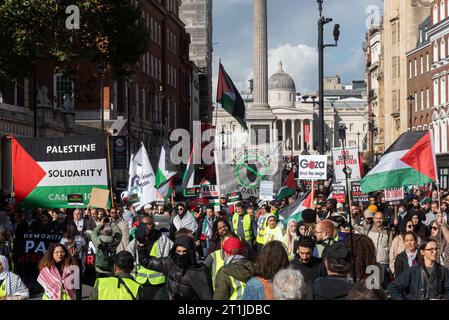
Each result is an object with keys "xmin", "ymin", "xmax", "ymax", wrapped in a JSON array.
[
  {"xmin": 310, "ymin": 275, "xmax": 354, "ymax": 300},
  {"xmin": 137, "ymin": 242, "xmax": 213, "ymax": 300},
  {"xmin": 388, "ymin": 263, "xmax": 449, "ymax": 300},
  {"xmin": 291, "ymin": 256, "xmax": 324, "ymax": 284},
  {"xmin": 394, "ymin": 251, "xmax": 422, "ymax": 278}
]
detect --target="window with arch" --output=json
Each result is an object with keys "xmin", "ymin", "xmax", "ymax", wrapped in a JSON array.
[
  {"xmin": 441, "ymin": 0, "xmax": 446, "ymax": 21},
  {"xmin": 289, "ymin": 93, "xmax": 293, "ymax": 102},
  {"xmin": 435, "ymin": 42, "xmax": 439, "ymax": 63},
  {"xmin": 441, "ymin": 76, "xmax": 447, "ymax": 105},
  {"xmin": 435, "ymin": 4, "xmax": 439, "ymax": 24},
  {"xmin": 441, "ymin": 38, "xmax": 446, "ymax": 60}
]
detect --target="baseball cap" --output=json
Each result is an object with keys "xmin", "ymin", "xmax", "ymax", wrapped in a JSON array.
[
  {"xmin": 144, "ymin": 204, "xmax": 153, "ymax": 210},
  {"xmin": 336, "ymin": 202, "xmax": 344, "ymax": 209},
  {"xmin": 223, "ymin": 237, "xmax": 245, "ymax": 255}
]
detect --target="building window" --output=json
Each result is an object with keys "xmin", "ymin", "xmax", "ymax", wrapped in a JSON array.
[
  {"xmin": 435, "ymin": 4, "xmax": 439, "ymax": 24},
  {"xmin": 53, "ymin": 73, "xmax": 74, "ymax": 109},
  {"xmin": 435, "ymin": 42, "xmax": 439, "ymax": 63},
  {"xmin": 442, "ymin": 76, "xmax": 447, "ymax": 105},
  {"xmin": 421, "ymin": 90, "xmax": 424, "ymax": 111},
  {"xmin": 392, "ymin": 90, "xmax": 398, "ymax": 112},
  {"xmin": 392, "ymin": 22, "xmax": 397, "ymax": 45},
  {"xmin": 393, "ymin": 57, "xmax": 397, "ymax": 78},
  {"xmin": 435, "ymin": 79, "xmax": 440, "ymax": 107},
  {"xmin": 409, "ymin": 60, "xmax": 412, "ymax": 78},
  {"xmin": 441, "ymin": 0, "xmax": 446, "ymax": 21},
  {"xmin": 426, "ymin": 53, "xmax": 430, "ymax": 72},
  {"xmin": 420, "ymin": 56, "xmax": 424, "ymax": 74},
  {"xmin": 427, "ymin": 88, "xmax": 430, "ymax": 109},
  {"xmin": 142, "ymin": 89, "xmax": 146, "ymax": 120},
  {"xmin": 349, "ymin": 124, "xmax": 353, "ymax": 132},
  {"xmin": 414, "ymin": 59, "xmax": 417, "ymax": 76},
  {"xmin": 442, "ymin": 38, "xmax": 446, "ymax": 60},
  {"xmin": 415, "ymin": 92, "xmax": 418, "ymax": 112}
]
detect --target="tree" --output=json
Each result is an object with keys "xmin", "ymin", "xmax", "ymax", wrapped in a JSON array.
[{"xmin": 0, "ymin": 0, "xmax": 150, "ymax": 81}]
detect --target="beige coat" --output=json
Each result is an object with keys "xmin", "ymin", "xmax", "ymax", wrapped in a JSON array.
[
  {"xmin": 389, "ymin": 234, "xmax": 405, "ymax": 274},
  {"xmin": 113, "ymin": 218, "xmax": 130, "ymax": 253}
]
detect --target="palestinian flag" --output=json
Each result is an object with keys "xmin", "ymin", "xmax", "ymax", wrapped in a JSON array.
[
  {"xmin": 182, "ymin": 145, "xmax": 195, "ymax": 191},
  {"xmin": 216, "ymin": 63, "xmax": 248, "ymax": 130},
  {"xmin": 360, "ymin": 131, "xmax": 437, "ymax": 193},
  {"xmin": 155, "ymin": 144, "xmax": 176, "ymax": 189},
  {"xmin": 157, "ymin": 178, "xmax": 174, "ymax": 204},
  {"xmin": 275, "ymin": 169, "xmax": 296, "ymax": 201},
  {"xmin": 279, "ymin": 188, "xmax": 314, "ymax": 226},
  {"xmin": 12, "ymin": 135, "xmax": 108, "ymax": 208}
]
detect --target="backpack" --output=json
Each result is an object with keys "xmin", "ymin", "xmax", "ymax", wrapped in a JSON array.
[{"xmin": 96, "ymin": 239, "xmax": 117, "ymax": 272}]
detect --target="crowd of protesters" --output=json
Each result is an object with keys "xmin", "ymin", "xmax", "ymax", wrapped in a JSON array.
[{"xmin": 1, "ymin": 182, "xmax": 449, "ymax": 300}]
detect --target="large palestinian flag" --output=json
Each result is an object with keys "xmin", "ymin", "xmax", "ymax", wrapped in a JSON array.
[
  {"xmin": 360, "ymin": 131, "xmax": 437, "ymax": 193},
  {"xmin": 216, "ymin": 63, "xmax": 248, "ymax": 130},
  {"xmin": 12, "ymin": 135, "xmax": 108, "ymax": 208}
]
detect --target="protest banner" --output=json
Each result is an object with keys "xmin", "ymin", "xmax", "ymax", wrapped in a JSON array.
[
  {"xmin": 11, "ymin": 135, "xmax": 108, "ymax": 208},
  {"xmin": 350, "ymin": 181, "xmax": 369, "ymax": 204},
  {"xmin": 332, "ymin": 146, "xmax": 361, "ymax": 182},
  {"xmin": 297, "ymin": 155, "xmax": 327, "ymax": 180},
  {"xmin": 259, "ymin": 180, "xmax": 274, "ymax": 201}
]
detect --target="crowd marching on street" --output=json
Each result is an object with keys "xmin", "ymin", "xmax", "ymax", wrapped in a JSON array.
[{"xmin": 2, "ymin": 175, "xmax": 449, "ymax": 301}]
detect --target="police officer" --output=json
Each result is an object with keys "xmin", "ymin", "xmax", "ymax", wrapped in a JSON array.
[{"xmin": 90, "ymin": 251, "xmax": 143, "ymax": 300}]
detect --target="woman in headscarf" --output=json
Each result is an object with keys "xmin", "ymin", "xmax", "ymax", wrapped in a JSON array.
[
  {"xmin": 282, "ymin": 219, "xmax": 298, "ymax": 261},
  {"xmin": 37, "ymin": 243, "xmax": 79, "ymax": 300},
  {"xmin": 0, "ymin": 255, "xmax": 29, "ymax": 300},
  {"xmin": 410, "ymin": 212, "xmax": 430, "ymax": 241},
  {"xmin": 263, "ymin": 214, "xmax": 284, "ymax": 243}
]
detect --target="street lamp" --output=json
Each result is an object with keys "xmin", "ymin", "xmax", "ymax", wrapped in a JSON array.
[
  {"xmin": 317, "ymin": 0, "xmax": 340, "ymax": 155},
  {"xmin": 407, "ymin": 95, "xmax": 415, "ymax": 130}
]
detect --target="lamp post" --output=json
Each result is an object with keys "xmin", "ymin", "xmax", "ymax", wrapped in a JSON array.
[
  {"xmin": 317, "ymin": 0, "xmax": 340, "ymax": 155},
  {"xmin": 407, "ymin": 95, "xmax": 415, "ymax": 130}
]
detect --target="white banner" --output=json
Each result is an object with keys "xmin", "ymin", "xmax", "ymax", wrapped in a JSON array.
[
  {"xmin": 332, "ymin": 146, "xmax": 361, "ymax": 181},
  {"xmin": 297, "ymin": 155, "xmax": 327, "ymax": 180},
  {"xmin": 259, "ymin": 180, "xmax": 274, "ymax": 201}
]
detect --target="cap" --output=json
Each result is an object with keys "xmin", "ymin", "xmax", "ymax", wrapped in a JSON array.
[
  {"xmin": 336, "ymin": 202, "xmax": 344, "ymax": 209},
  {"xmin": 223, "ymin": 237, "xmax": 245, "ymax": 255},
  {"xmin": 364, "ymin": 209, "xmax": 374, "ymax": 219},
  {"xmin": 114, "ymin": 251, "xmax": 135, "ymax": 270},
  {"xmin": 368, "ymin": 205, "xmax": 378, "ymax": 213},
  {"xmin": 143, "ymin": 204, "xmax": 153, "ymax": 210}
]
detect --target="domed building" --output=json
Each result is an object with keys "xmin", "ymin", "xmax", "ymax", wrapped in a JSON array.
[{"xmin": 269, "ymin": 61, "xmax": 296, "ymax": 108}]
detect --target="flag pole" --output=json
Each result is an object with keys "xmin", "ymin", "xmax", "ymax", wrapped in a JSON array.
[{"xmin": 106, "ymin": 130, "xmax": 115, "ymax": 209}]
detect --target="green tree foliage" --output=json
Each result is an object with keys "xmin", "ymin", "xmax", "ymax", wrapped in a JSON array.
[{"xmin": 0, "ymin": 0, "xmax": 150, "ymax": 80}]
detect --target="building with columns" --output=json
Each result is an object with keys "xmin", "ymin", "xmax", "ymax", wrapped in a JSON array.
[{"xmin": 215, "ymin": 63, "xmax": 369, "ymax": 157}]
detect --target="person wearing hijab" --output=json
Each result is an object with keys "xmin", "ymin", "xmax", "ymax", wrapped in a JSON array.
[
  {"xmin": 282, "ymin": 220, "xmax": 299, "ymax": 261},
  {"xmin": 263, "ymin": 213, "xmax": 284, "ymax": 244},
  {"xmin": 410, "ymin": 212, "xmax": 430, "ymax": 241},
  {"xmin": 137, "ymin": 234, "xmax": 213, "ymax": 300},
  {"xmin": 0, "ymin": 255, "xmax": 29, "ymax": 300}
]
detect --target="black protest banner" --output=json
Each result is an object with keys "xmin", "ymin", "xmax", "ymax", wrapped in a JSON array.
[{"xmin": 13, "ymin": 230, "xmax": 63, "ymax": 267}]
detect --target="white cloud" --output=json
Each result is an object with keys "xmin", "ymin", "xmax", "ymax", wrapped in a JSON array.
[{"xmin": 268, "ymin": 43, "xmax": 318, "ymax": 93}]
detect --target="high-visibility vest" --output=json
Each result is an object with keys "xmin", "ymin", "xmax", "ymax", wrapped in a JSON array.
[
  {"xmin": 0, "ymin": 281, "xmax": 6, "ymax": 298},
  {"xmin": 229, "ymin": 275, "xmax": 246, "ymax": 300},
  {"xmin": 96, "ymin": 277, "xmax": 141, "ymax": 300},
  {"xmin": 134, "ymin": 241, "xmax": 166, "ymax": 285},
  {"xmin": 256, "ymin": 215, "xmax": 268, "ymax": 245},
  {"xmin": 210, "ymin": 249, "xmax": 225, "ymax": 289},
  {"xmin": 232, "ymin": 213, "xmax": 253, "ymax": 241}
]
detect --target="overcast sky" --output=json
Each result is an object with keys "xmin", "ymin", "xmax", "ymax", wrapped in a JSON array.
[{"xmin": 211, "ymin": 0, "xmax": 383, "ymax": 100}]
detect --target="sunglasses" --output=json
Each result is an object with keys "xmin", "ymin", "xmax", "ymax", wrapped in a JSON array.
[
  {"xmin": 423, "ymin": 248, "xmax": 439, "ymax": 252},
  {"xmin": 432, "ymin": 226, "xmax": 439, "ymax": 230},
  {"xmin": 407, "ymin": 225, "xmax": 413, "ymax": 229},
  {"xmin": 177, "ymin": 208, "xmax": 184, "ymax": 211}
]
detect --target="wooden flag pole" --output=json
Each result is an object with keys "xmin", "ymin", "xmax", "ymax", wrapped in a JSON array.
[{"xmin": 106, "ymin": 130, "xmax": 114, "ymax": 208}]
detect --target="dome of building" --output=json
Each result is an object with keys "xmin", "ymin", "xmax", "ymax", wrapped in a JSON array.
[{"xmin": 269, "ymin": 61, "xmax": 296, "ymax": 91}]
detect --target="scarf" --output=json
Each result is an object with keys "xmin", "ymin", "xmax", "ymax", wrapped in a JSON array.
[
  {"xmin": 201, "ymin": 216, "xmax": 214, "ymax": 241},
  {"xmin": 37, "ymin": 264, "xmax": 77, "ymax": 300},
  {"xmin": 224, "ymin": 254, "xmax": 246, "ymax": 266},
  {"xmin": 405, "ymin": 249, "xmax": 418, "ymax": 267},
  {"xmin": 0, "ymin": 255, "xmax": 8, "ymax": 281}
]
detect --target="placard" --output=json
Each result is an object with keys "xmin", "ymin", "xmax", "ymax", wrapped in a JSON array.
[
  {"xmin": 259, "ymin": 180, "xmax": 274, "ymax": 201},
  {"xmin": 384, "ymin": 187, "xmax": 404, "ymax": 202},
  {"xmin": 332, "ymin": 146, "xmax": 361, "ymax": 181},
  {"xmin": 67, "ymin": 194, "xmax": 84, "ymax": 206},
  {"xmin": 350, "ymin": 181, "xmax": 369, "ymax": 204},
  {"xmin": 89, "ymin": 188, "xmax": 110, "ymax": 208},
  {"xmin": 332, "ymin": 185, "xmax": 346, "ymax": 203},
  {"xmin": 297, "ymin": 155, "xmax": 327, "ymax": 180},
  {"xmin": 200, "ymin": 185, "xmax": 219, "ymax": 198}
]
